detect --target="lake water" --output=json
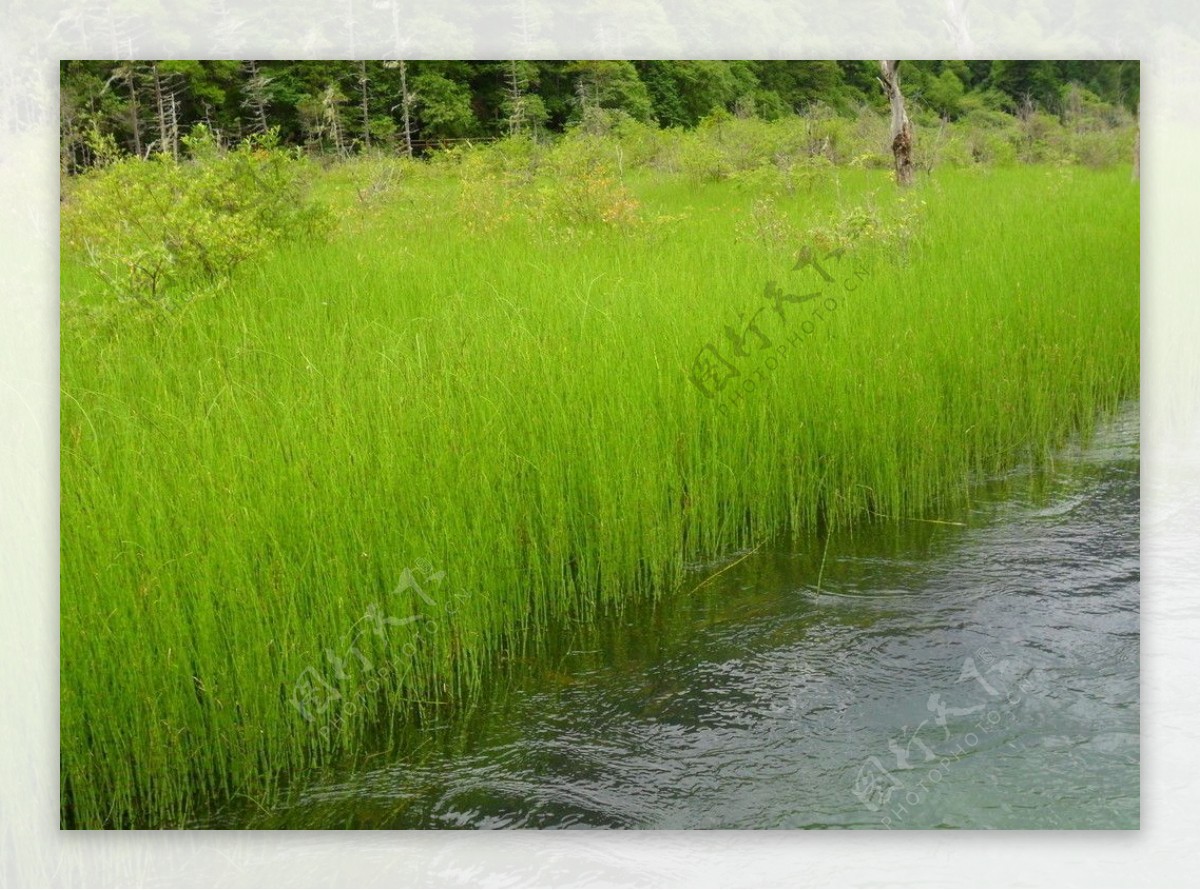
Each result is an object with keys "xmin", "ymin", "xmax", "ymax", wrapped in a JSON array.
[{"xmin": 203, "ymin": 402, "xmax": 1139, "ymax": 829}]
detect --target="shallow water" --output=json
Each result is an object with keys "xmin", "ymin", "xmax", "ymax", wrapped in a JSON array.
[{"xmin": 204, "ymin": 402, "xmax": 1139, "ymax": 829}]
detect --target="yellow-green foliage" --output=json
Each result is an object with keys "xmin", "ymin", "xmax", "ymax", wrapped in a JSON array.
[
  {"xmin": 454, "ymin": 132, "xmax": 640, "ymax": 233},
  {"xmin": 61, "ymin": 127, "xmax": 332, "ymax": 306}
]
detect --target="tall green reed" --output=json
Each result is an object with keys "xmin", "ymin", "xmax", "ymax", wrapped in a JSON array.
[{"xmin": 60, "ymin": 161, "xmax": 1138, "ymax": 827}]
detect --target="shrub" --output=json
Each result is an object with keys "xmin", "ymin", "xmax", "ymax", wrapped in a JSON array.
[
  {"xmin": 802, "ymin": 189, "xmax": 927, "ymax": 259},
  {"xmin": 805, "ymin": 104, "xmax": 851, "ymax": 162},
  {"xmin": 539, "ymin": 131, "xmax": 640, "ymax": 227},
  {"xmin": 1069, "ymin": 131, "xmax": 1122, "ymax": 168},
  {"xmin": 677, "ymin": 137, "xmax": 729, "ymax": 183},
  {"xmin": 735, "ymin": 194, "xmax": 798, "ymax": 253},
  {"xmin": 453, "ymin": 132, "xmax": 640, "ymax": 234},
  {"xmin": 1016, "ymin": 111, "xmax": 1070, "ymax": 163},
  {"xmin": 61, "ymin": 126, "xmax": 332, "ymax": 306},
  {"xmin": 611, "ymin": 116, "xmax": 678, "ymax": 171},
  {"xmin": 733, "ymin": 154, "xmax": 837, "ymax": 196}
]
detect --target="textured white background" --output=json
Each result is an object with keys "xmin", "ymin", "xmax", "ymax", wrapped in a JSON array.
[{"xmin": 2, "ymin": 1, "xmax": 1196, "ymax": 885}]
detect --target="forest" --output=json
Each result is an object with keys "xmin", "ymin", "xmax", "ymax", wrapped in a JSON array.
[{"xmin": 60, "ymin": 59, "xmax": 1139, "ymax": 168}]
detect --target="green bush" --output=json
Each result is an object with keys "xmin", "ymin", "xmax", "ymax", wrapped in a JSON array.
[
  {"xmin": 1015, "ymin": 111, "xmax": 1069, "ymax": 163},
  {"xmin": 451, "ymin": 130, "xmax": 640, "ymax": 233},
  {"xmin": 677, "ymin": 137, "xmax": 729, "ymax": 183},
  {"xmin": 930, "ymin": 130, "xmax": 976, "ymax": 168},
  {"xmin": 538, "ymin": 130, "xmax": 640, "ymax": 227},
  {"xmin": 805, "ymin": 104, "xmax": 852, "ymax": 161},
  {"xmin": 61, "ymin": 126, "xmax": 332, "ymax": 306},
  {"xmin": 1069, "ymin": 130, "xmax": 1123, "ymax": 168},
  {"xmin": 610, "ymin": 117, "xmax": 678, "ymax": 171}
]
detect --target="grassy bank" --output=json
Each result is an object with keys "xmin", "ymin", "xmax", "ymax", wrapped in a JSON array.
[{"xmin": 60, "ymin": 156, "xmax": 1138, "ymax": 827}]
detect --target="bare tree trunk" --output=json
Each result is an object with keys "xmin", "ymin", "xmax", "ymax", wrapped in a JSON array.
[
  {"xmin": 322, "ymin": 85, "xmax": 346, "ymax": 157},
  {"xmin": 878, "ymin": 60, "xmax": 915, "ymax": 187},
  {"xmin": 152, "ymin": 62, "xmax": 169, "ymax": 156},
  {"xmin": 148, "ymin": 63, "xmax": 180, "ymax": 159},
  {"xmin": 507, "ymin": 60, "xmax": 527, "ymax": 136},
  {"xmin": 358, "ymin": 60, "xmax": 371, "ymax": 150},
  {"xmin": 167, "ymin": 91, "xmax": 180, "ymax": 160},
  {"xmin": 384, "ymin": 1, "xmax": 415, "ymax": 157},
  {"xmin": 244, "ymin": 60, "xmax": 271, "ymax": 134},
  {"xmin": 125, "ymin": 63, "xmax": 142, "ymax": 156},
  {"xmin": 398, "ymin": 60, "xmax": 414, "ymax": 158},
  {"xmin": 1132, "ymin": 107, "xmax": 1140, "ymax": 181}
]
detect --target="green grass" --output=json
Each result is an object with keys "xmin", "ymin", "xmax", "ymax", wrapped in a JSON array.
[{"xmin": 60, "ymin": 158, "xmax": 1138, "ymax": 828}]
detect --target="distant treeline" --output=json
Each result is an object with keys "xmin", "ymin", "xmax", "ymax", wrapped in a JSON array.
[{"xmin": 60, "ymin": 60, "xmax": 1139, "ymax": 169}]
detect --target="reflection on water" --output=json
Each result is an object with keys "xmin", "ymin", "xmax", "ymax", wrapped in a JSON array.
[{"xmin": 203, "ymin": 403, "xmax": 1139, "ymax": 829}]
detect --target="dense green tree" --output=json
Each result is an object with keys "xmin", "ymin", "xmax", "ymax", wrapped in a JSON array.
[
  {"xmin": 988, "ymin": 60, "xmax": 1064, "ymax": 113},
  {"xmin": 634, "ymin": 60, "xmax": 689, "ymax": 127},
  {"xmin": 58, "ymin": 59, "xmax": 1140, "ymax": 167},
  {"xmin": 410, "ymin": 71, "xmax": 477, "ymax": 139},
  {"xmin": 754, "ymin": 61, "xmax": 846, "ymax": 110},
  {"xmin": 837, "ymin": 60, "xmax": 884, "ymax": 107},
  {"xmin": 924, "ymin": 68, "xmax": 967, "ymax": 119},
  {"xmin": 566, "ymin": 60, "xmax": 655, "ymax": 123}
]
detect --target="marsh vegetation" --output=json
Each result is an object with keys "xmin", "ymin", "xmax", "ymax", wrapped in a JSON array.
[{"xmin": 60, "ymin": 62, "xmax": 1139, "ymax": 828}]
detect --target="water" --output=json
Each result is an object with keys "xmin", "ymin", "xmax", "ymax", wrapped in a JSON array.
[{"xmin": 206, "ymin": 403, "xmax": 1139, "ymax": 829}]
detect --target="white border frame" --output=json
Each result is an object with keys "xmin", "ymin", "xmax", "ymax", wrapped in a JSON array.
[{"xmin": 4, "ymin": 1, "xmax": 1198, "ymax": 885}]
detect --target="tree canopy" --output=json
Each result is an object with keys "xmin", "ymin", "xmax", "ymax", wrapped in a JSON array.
[{"xmin": 60, "ymin": 59, "xmax": 1138, "ymax": 170}]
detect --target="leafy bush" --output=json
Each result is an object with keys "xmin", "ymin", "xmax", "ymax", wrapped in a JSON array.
[
  {"xmin": 453, "ymin": 131, "xmax": 640, "ymax": 234},
  {"xmin": 732, "ymin": 154, "xmax": 837, "ymax": 197},
  {"xmin": 1069, "ymin": 131, "xmax": 1122, "ymax": 168},
  {"xmin": 540, "ymin": 170, "xmax": 640, "ymax": 227},
  {"xmin": 735, "ymin": 195, "xmax": 799, "ymax": 254},
  {"xmin": 922, "ymin": 126, "xmax": 975, "ymax": 168},
  {"xmin": 537, "ymin": 131, "xmax": 641, "ymax": 227},
  {"xmin": 805, "ymin": 104, "xmax": 852, "ymax": 162},
  {"xmin": 610, "ymin": 116, "xmax": 677, "ymax": 170},
  {"xmin": 802, "ymin": 190, "xmax": 928, "ymax": 259},
  {"xmin": 677, "ymin": 136, "xmax": 729, "ymax": 183},
  {"xmin": 61, "ymin": 126, "xmax": 332, "ymax": 306},
  {"xmin": 456, "ymin": 154, "xmax": 526, "ymax": 234},
  {"xmin": 1015, "ymin": 111, "xmax": 1069, "ymax": 163},
  {"xmin": 959, "ymin": 127, "xmax": 1017, "ymax": 166}
]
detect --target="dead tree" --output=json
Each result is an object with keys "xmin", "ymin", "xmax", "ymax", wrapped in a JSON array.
[
  {"xmin": 149, "ymin": 62, "xmax": 180, "ymax": 160},
  {"xmin": 383, "ymin": 2, "xmax": 416, "ymax": 158},
  {"xmin": 243, "ymin": 60, "xmax": 272, "ymax": 135},
  {"xmin": 101, "ymin": 62, "xmax": 143, "ymax": 157},
  {"xmin": 1132, "ymin": 106, "xmax": 1140, "ymax": 181},
  {"xmin": 878, "ymin": 60, "xmax": 914, "ymax": 187},
  {"xmin": 383, "ymin": 59, "xmax": 415, "ymax": 158},
  {"xmin": 506, "ymin": 60, "xmax": 528, "ymax": 136},
  {"xmin": 118, "ymin": 62, "xmax": 142, "ymax": 156},
  {"xmin": 398, "ymin": 61, "xmax": 414, "ymax": 158},
  {"xmin": 151, "ymin": 62, "xmax": 169, "ymax": 157},
  {"xmin": 320, "ymin": 84, "xmax": 347, "ymax": 157},
  {"xmin": 358, "ymin": 60, "xmax": 371, "ymax": 150}
]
